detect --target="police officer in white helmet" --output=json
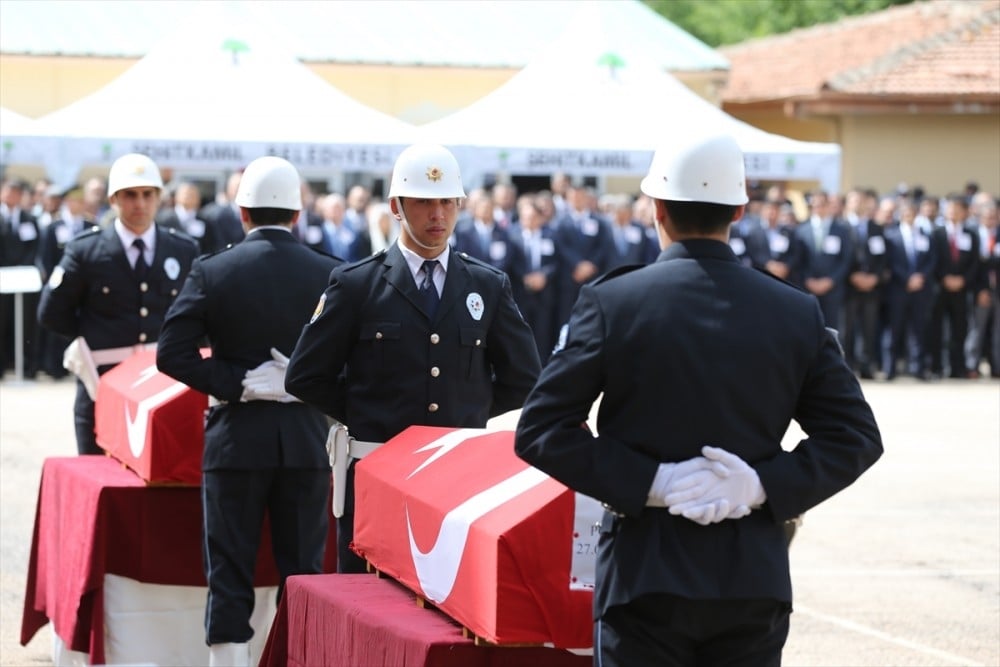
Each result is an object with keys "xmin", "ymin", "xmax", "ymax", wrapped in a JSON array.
[
  {"xmin": 286, "ymin": 143, "xmax": 541, "ymax": 573},
  {"xmin": 157, "ymin": 156, "xmax": 342, "ymax": 667},
  {"xmin": 38, "ymin": 153, "xmax": 199, "ymax": 454},
  {"xmin": 515, "ymin": 133, "xmax": 882, "ymax": 666}
]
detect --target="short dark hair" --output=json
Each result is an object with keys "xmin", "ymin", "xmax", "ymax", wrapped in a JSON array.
[
  {"xmin": 663, "ymin": 200, "xmax": 738, "ymax": 235},
  {"xmin": 246, "ymin": 207, "xmax": 297, "ymax": 225}
]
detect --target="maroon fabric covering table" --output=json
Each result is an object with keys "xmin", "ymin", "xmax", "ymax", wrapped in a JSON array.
[
  {"xmin": 20, "ymin": 456, "xmax": 336, "ymax": 664},
  {"xmin": 260, "ymin": 574, "xmax": 592, "ymax": 667}
]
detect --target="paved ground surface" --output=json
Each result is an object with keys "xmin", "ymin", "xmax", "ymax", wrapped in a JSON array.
[{"xmin": 1, "ymin": 374, "xmax": 998, "ymax": 666}]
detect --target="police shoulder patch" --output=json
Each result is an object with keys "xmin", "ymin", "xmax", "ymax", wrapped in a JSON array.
[{"xmin": 309, "ymin": 293, "xmax": 326, "ymax": 324}]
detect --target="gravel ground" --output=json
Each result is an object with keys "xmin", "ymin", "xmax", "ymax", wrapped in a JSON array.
[{"xmin": 2, "ymin": 375, "xmax": 998, "ymax": 666}]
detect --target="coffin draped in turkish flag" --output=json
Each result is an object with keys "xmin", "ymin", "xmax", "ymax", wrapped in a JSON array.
[
  {"xmin": 353, "ymin": 426, "xmax": 595, "ymax": 648},
  {"xmin": 94, "ymin": 349, "xmax": 207, "ymax": 485}
]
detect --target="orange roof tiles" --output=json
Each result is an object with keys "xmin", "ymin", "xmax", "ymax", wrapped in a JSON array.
[{"xmin": 720, "ymin": 0, "xmax": 1000, "ymax": 102}]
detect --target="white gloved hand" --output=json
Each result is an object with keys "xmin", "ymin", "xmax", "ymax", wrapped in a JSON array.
[
  {"xmin": 269, "ymin": 347, "xmax": 290, "ymax": 367},
  {"xmin": 240, "ymin": 355, "xmax": 300, "ymax": 403},
  {"xmin": 646, "ymin": 457, "xmax": 732, "ymax": 507},
  {"xmin": 677, "ymin": 498, "xmax": 752, "ymax": 526},
  {"xmin": 663, "ymin": 446, "xmax": 765, "ymax": 524}
]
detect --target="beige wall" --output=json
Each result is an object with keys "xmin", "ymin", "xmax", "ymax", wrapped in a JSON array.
[
  {"xmin": 839, "ymin": 114, "xmax": 1000, "ymax": 197},
  {"xmin": 725, "ymin": 105, "xmax": 1000, "ymax": 196},
  {"xmin": 308, "ymin": 63, "xmax": 516, "ymax": 124},
  {"xmin": 721, "ymin": 108, "xmax": 839, "ymax": 144},
  {"xmin": 0, "ymin": 55, "xmax": 132, "ymax": 117}
]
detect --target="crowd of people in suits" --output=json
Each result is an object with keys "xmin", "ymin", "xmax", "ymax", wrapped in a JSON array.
[{"xmin": 1, "ymin": 171, "xmax": 997, "ymax": 382}]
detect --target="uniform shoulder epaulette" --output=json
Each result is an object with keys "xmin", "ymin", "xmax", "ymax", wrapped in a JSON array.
[
  {"xmin": 341, "ymin": 248, "xmax": 387, "ymax": 271},
  {"xmin": 164, "ymin": 226, "xmax": 199, "ymax": 246},
  {"xmin": 455, "ymin": 251, "xmax": 505, "ymax": 276},
  {"xmin": 307, "ymin": 245, "xmax": 339, "ymax": 260},
  {"xmin": 592, "ymin": 263, "xmax": 645, "ymax": 285},
  {"xmin": 197, "ymin": 243, "xmax": 236, "ymax": 262},
  {"xmin": 73, "ymin": 226, "xmax": 103, "ymax": 240},
  {"xmin": 753, "ymin": 266, "xmax": 808, "ymax": 294}
]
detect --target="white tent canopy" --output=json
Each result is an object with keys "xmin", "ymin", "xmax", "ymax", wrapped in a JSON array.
[
  {"xmin": 21, "ymin": 13, "xmax": 418, "ymax": 185},
  {"xmin": 0, "ymin": 106, "xmax": 49, "ymax": 167},
  {"xmin": 419, "ymin": 7, "xmax": 841, "ymax": 192}
]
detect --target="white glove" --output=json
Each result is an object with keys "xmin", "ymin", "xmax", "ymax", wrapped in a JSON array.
[
  {"xmin": 663, "ymin": 446, "xmax": 765, "ymax": 524},
  {"xmin": 240, "ymin": 349, "xmax": 300, "ymax": 403},
  {"xmin": 677, "ymin": 498, "xmax": 752, "ymax": 526},
  {"xmin": 269, "ymin": 347, "xmax": 290, "ymax": 367},
  {"xmin": 646, "ymin": 457, "xmax": 731, "ymax": 507}
]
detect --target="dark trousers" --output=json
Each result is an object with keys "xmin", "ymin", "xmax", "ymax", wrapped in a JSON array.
[
  {"xmin": 202, "ymin": 467, "xmax": 330, "ymax": 644},
  {"xmin": 885, "ymin": 289, "xmax": 933, "ymax": 377},
  {"xmin": 73, "ymin": 380, "xmax": 101, "ymax": 455},
  {"xmin": 336, "ymin": 459, "xmax": 368, "ymax": 574},
  {"xmin": 0, "ymin": 291, "xmax": 39, "ymax": 376},
  {"xmin": 596, "ymin": 594, "xmax": 790, "ymax": 667},
  {"xmin": 929, "ymin": 288, "xmax": 970, "ymax": 375},
  {"xmin": 844, "ymin": 288, "xmax": 882, "ymax": 375},
  {"xmin": 814, "ymin": 289, "xmax": 845, "ymax": 343}
]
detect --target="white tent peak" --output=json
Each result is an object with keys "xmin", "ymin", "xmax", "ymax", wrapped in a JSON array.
[
  {"xmin": 23, "ymin": 14, "xmax": 416, "ymax": 184},
  {"xmin": 34, "ymin": 18, "xmax": 415, "ymax": 147},
  {"xmin": 420, "ymin": 3, "xmax": 841, "ymax": 191}
]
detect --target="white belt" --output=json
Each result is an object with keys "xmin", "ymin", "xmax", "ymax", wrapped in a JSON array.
[
  {"xmin": 326, "ymin": 422, "xmax": 383, "ymax": 518},
  {"xmin": 91, "ymin": 343, "xmax": 157, "ymax": 366}
]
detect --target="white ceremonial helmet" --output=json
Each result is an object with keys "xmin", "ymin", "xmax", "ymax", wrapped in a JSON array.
[
  {"xmin": 107, "ymin": 153, "xmax": 163, "ymax": 197},
  {"xmin": 388, "ymin": 143, "xmax": 466, "ymax": 199},
  {"xmin": 235, "ymin": 156, "xmax": 302, "ymax": 210},
  {"xmin": 640, "ymin": 133, "xmax": 749, "ymax": 206}
]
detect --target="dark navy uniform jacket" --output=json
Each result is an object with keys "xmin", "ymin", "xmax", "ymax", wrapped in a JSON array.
[
  {"xmin": 515, "ymin": 239, "xmax": 882, "ymax": 617},
  {"xmin": 285, "ymin": 241, "xmax": 541, "ymax": 444},
  {"xmin": 38, "ymin": 223, "xmax": 198, "ymax": 364},
  {"xmin": 156, "ymin": 227, "xmax": 342, "ymax": 471}
]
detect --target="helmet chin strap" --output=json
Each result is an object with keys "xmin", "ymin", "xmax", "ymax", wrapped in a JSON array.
[{"xmin": 394, "ymin": 196, "xmax": 439, "ymax": 252}]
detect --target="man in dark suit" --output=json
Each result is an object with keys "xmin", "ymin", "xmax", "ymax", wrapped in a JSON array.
[
  {"xmin": 929, "ymin": 194, "xmax": 981, "ymax": 378},
  {"xmin": 156, "ymin": 182, "xmax": 218, "ymax": 254},
  {"xmin": 759, "ymin": 200, "xmax": 806, "ymax": 287},
  {"xmin": 1, "ymin": 178, "xmax": 41, "ymax": 378},
  {"xmin": 451, "ymin": 189, "xmax": 517, "ymax": 277},
  {"xmin": 797, "ymin": 190, "xmax": 855, "ymax": 338},
  {"xmin": 553, "ymin": 183, "xmax": 616, "ymax": 327},
  {"xmin": 292, "ymin": 183, "xmax": 335, "ymax": 255},
  {"xmin": 606, "ymin": 193, "xmax": 659, "ymax": 270},
  {"xmin": 883, "ymin": 198, "xmax": 938, "ymax": 379},
  {"xmin": 37, "ymin": 154, "xmax": 199, "ymax": 455},
  {"xmin": 198, "ymin": 172, "xmax": 247, "ymax": 251},
  {"xmin": 515, "ymin": 133, "xmax": 882, "ymax": 666},
  {"xmin": 35, "ymin": 186, "xmax": 96, "ymax": 379},
  {"xmin": 728, "ymin": 209, "xmax": 770, "ymax": 271},
  {"xmin": 509, "ymin": 196, "xmax": 563, "ymax": 362},
  {"xmin": 156, "ymin": 157, "xmax": 341, "ymax": 667},
  {"xmin": 285, "ymin": 143, "xmax": 541, "ymax": 574},
  {"xmin": 843, "ymin": 188, "xmax": 888, "ymax": 379}
]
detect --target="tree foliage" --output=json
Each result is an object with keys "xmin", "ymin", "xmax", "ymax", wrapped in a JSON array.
[{"xmin": 645, "ymin": 0, "xmax": 915, "ymax": 47}]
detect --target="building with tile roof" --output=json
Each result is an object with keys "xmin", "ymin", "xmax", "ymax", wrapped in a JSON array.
[{"xmin": 720, "ymin": 0, "xmax": 1000, "ymax": 196}]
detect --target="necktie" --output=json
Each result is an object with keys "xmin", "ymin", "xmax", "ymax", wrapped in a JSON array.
[
  {"xmin": 530, "ymin": 232, "xmax": 542, "ymax": 271},
  {"xmin": 949, "ymin": 228, "xmax": 959, "ymax": 263},
  {"xmin": 904, "ymin": 230, "xmax": 916, "ymax": 272},
  {"xmin": 420, "ymin": 260, "xmax": 440, "ymax": 319},
  {"xmin": 133, "ymin": 238, "xmax": 149, "ymax": 281},
  {"xmin": 614, "ymin": 226, "xmax": 627, "ymax": 257},
  {"xmin": 813, "ymin": 221, "xmax": 824, "ymax": 252}
]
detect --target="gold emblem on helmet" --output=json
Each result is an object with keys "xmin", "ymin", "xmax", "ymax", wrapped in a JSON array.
[{"xmin": 426, "ymin": 166, "xmax": 443, "ymax": 182}]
